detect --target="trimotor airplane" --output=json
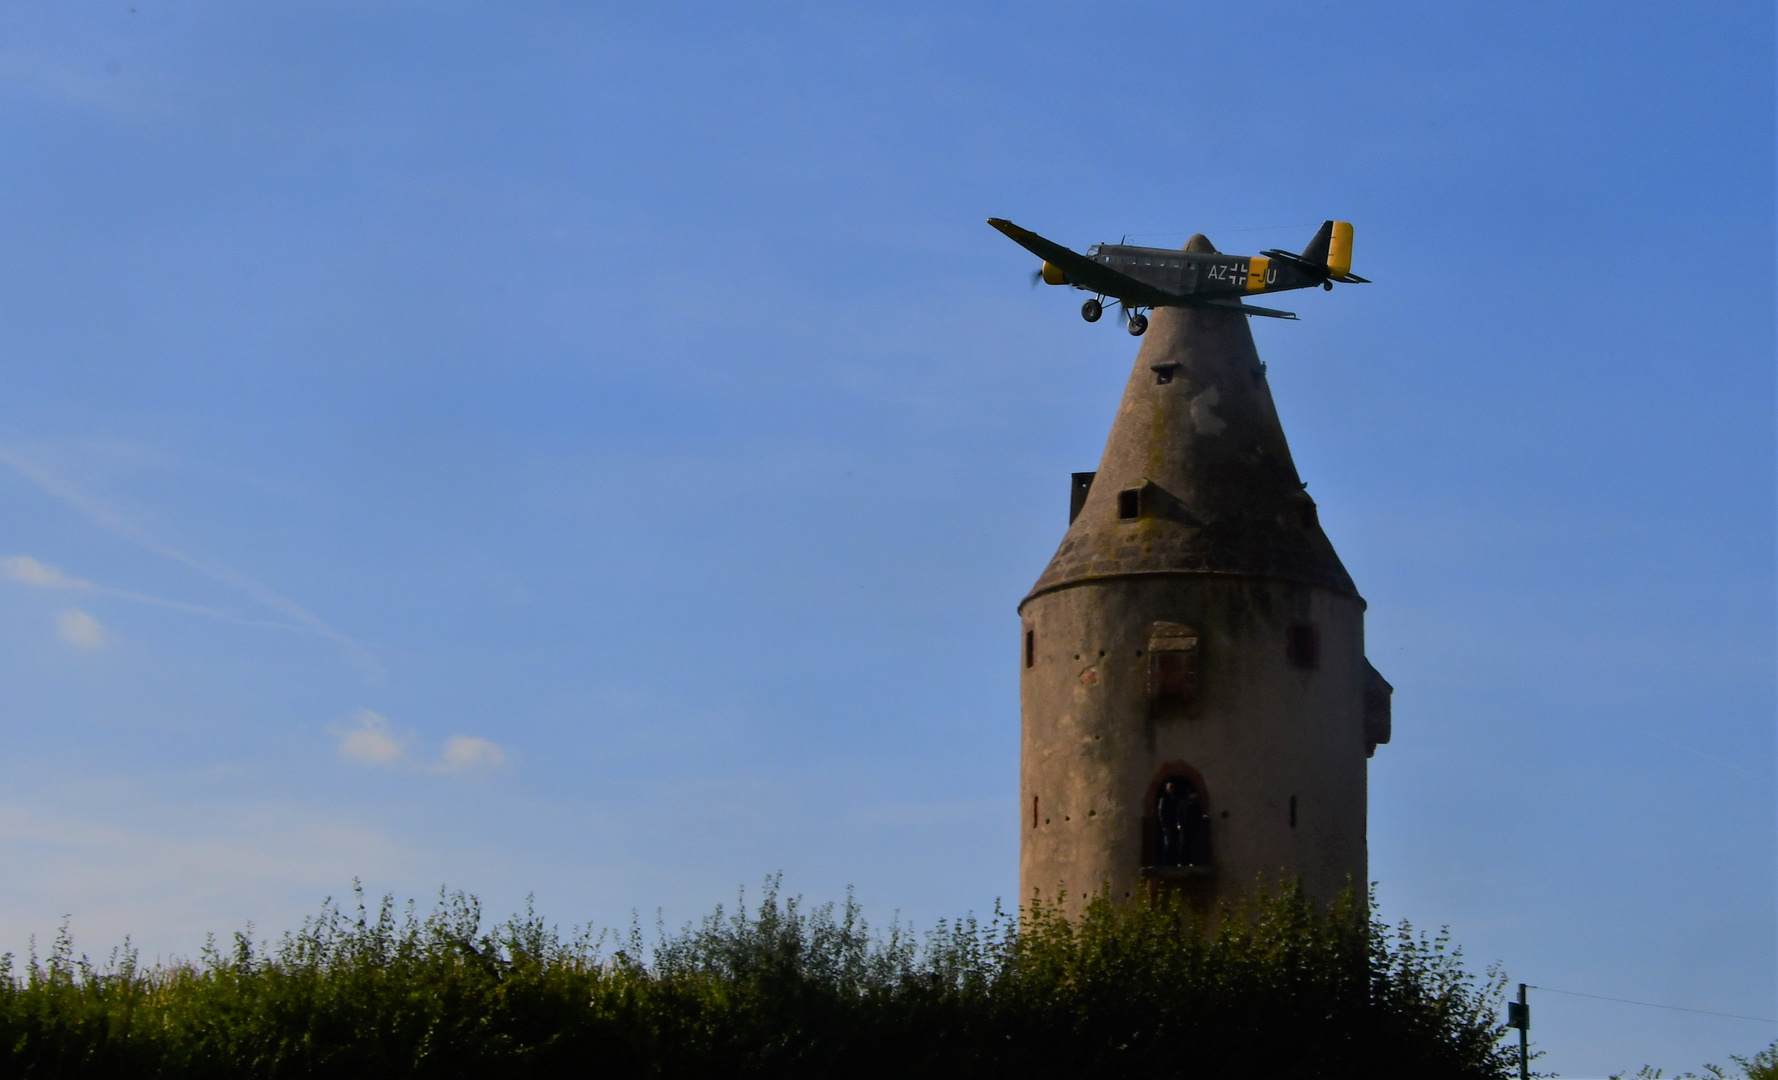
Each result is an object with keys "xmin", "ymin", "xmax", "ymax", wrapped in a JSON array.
[{"xmin": 987, "ymin": 218, "xmax": 1368, "ymax": 335}]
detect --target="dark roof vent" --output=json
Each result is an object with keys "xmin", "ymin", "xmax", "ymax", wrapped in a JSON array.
[{"xmin": 1070, "ymin": 472, "xmax": 1095, "ymax": 524}]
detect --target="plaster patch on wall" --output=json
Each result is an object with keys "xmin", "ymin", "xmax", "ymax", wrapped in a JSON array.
[{"xmin": 1189, "ymin": 386, "xmax": 1227, "ymax": 436}]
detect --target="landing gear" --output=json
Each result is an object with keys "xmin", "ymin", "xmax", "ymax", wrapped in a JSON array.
[
  {"xmin": 1126, "ymin": 312, "xmax": 1149, "ymax": 336},
  {"xmin": 1081, "ymin": 298, "xmax": 1103, "ymax": 323},
  {"xmin": 1323, "ymin": 280, "xmax": 1333, "ymax": 291}
]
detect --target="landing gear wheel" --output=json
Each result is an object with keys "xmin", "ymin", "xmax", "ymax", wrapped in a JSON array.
[
  {"xmin": 1081, "ymin": 298, "xmax": 1103, "ymax": 323},
  {"xmin": 1323, "ymin": 280, "xmax": 1334, "ymax": 291},
  {"xmin": 1126, "ymin": 312, "xmax": 1149, "ymax": 336}
]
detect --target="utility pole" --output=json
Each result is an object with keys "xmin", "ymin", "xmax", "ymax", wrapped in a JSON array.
[{"xmin": 1506, "ymin": 983, "xmax": 1531, "ymax": 1080}]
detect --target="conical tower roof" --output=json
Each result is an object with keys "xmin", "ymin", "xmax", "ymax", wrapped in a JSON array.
[{"xmin": 1023, "ymin": 235, "xmax": 1358, "ymax": 607}]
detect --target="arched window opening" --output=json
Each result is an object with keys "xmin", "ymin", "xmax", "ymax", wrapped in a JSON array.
[{"xmin": 1141, "ymin": 766, "xmax": 1212, "ymax": 873}]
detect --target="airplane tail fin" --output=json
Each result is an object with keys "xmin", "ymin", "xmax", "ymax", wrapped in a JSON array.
[
  {"xmin": 1326, "ymin": 221, "xmax": 1354, "ymax": 278},
  {"xmin": 1265, "ymin": 221, "xmax": 1368, "ymax": 285},
  {"xmin": 1258, "ymin": 220, "xmax": 1365, "ymax": 284},
  {"xmin": 1298, "ymin": 222, "xmax": 1334, "ymax": 268},
  {"xmin": 1298, "ymin": 220, "xmax": 1354, "ymax": 278},
  {"xmin": 1301, "ymin": 217, "xmax": 1351, "ymax": 272}
]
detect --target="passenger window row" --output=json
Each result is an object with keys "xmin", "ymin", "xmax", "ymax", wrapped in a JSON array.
[{"xmin": 1101, "ymin": 256, "xmax": 1185, "ymax": 269}]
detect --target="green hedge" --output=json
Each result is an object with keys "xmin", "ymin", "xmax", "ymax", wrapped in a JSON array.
[{"xmin": 0, "ymin": 880, "xmax": 1518, "ymax": 1079}]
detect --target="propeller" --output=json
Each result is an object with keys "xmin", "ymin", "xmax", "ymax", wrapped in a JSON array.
[{"xmin": 1030, "ymin": 267, "xmax": 1045, "ymax": 289}]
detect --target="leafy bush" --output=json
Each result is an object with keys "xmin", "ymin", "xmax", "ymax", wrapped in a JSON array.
[
  {"xmin": 1614, "ymin": 1042, "xmax": 1778, "ymax": 1080},
  {"xmin": 0, "ymin": 879, "xmax": 1518, "ymax": 1079}
]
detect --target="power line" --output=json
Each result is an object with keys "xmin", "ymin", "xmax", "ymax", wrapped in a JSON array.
[
  {"xmin": 1122, "ymin": 222, "xmax": 1321, "ymax": 240},
  {"xmin": 1528, "ymin": 986, "xmax": 1777, "ymax": 1025}
]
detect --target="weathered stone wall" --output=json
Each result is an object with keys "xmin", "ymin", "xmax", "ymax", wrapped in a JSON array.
[{"xmin": 1018, "ymin": 576, "xmax": 1367, "ymax": 914}]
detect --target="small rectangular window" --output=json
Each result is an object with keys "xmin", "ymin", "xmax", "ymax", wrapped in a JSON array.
[
  {"xmin": 1070, "ymin": 471, "xmax": 1095, "ymax": 523},
  {"xmin": 1117, "ymin": 489, "xmax": 1140, "ymax": 519},
  {"xmin": 1289, "ymin": 795, "xmax": 1298, "ymax": 828},
  {"xmin": 1024, "ymin": 628, "xmax": 1035, "ymax": 668},
  {"xmin": 1287, "ymin": 623, "xmax": 1320, "ymax": 670}
]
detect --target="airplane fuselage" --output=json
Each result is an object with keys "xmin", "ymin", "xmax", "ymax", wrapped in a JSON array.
[{"xmin": 1081, "ymin": 244, "xmax": 1326, "ymax": 306}]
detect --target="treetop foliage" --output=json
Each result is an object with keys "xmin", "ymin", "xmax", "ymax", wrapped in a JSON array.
[{"xmin": 1, "ymin": 878, "xmax": 1530, "ymax": 1078}]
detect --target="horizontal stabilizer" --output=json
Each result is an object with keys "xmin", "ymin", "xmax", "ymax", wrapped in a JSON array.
[
  {"xmin": 1259, "ymin": 248, "xmax": 1324, "ymax": 275},
  {"xmin": 1195, "ymin": 298, "xmax": 1299, "ymax": 320},
  {"xmin": 1335, "ymin": 273, "xmax": 1370, "ymax": 284}
]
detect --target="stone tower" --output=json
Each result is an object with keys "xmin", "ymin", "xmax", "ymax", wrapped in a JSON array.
[{"xmin": 1017, "ymin": 236, "xmax": 1391, "ymax": 916}]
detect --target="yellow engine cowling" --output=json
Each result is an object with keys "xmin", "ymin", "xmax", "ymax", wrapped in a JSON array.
[
  {"xmin": 1326, "ymin": 222, "xmax": 1354, "ymax": 278},
  {"xmin": 1041, "ymin": 261, "xmax": 1068, "ymax": 285}
]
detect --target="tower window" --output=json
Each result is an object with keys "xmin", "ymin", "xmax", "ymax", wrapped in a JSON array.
[
  {"xmin": 1289, "ymin": 795, "xmax": 1298, "ymax": 829},
  {"xmin": 1117, "ymin": 488, "xmax": 1140, "ymax": 519},
  {"xmin": 1142, "ymin": 768, "xmax": 1211, "ymax": 869},
  {"xmin": 1024, "ymin": 628, "xmax": 1035, "ymax": 669},
  {"xmin": 1070, "ymin": 472, "xmax": 1096, "ymax": 523},
  {"xmin": 1287, "ymin": 623, "xmax": 1320, "ymax": 670}
]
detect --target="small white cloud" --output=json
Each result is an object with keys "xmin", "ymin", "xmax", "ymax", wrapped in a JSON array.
[
  {"xmin": 331, "ymin": 709, "xmax": 410, "ymax": 766},
  {"xmin": 56, "ymin": 609, "xmax": 107, "ymax": 650},
  {"xmin": 328, "ymin": 710, "xmax": 502, "ymax": 776},
  {"xmin": 3, "ymin": 555, "xmax": 92, "ymax": 590},
  {"xmin": 431, "ymin": 736, "xmax": 506, "ymax": 775}
]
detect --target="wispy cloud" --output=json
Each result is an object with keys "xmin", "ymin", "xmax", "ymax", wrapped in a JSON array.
[
  {"xmin": 331, "ymin": 709, "xmax": 412, "ymax": 765},
  {"xmin": 56, "ymin": 609, "xmax": 107, "ymax": 650},
  {"xmin": 2, "ymin": 554, "xmax": 90, "ymax": 589},
  {"xmin": 2, "ymin": 552, "xmax": 324, "ymax": 634},
  {"xmin": 331, "ymin": 710, "xmax": 506, "ymax": 777},
  {"xmin": 429, "ymin": 736, "xmax": 507, "ymax": 775},
  {"xmin": 1642, "ymin": 731, "xmax": 1767, "ymax": 782},
  {"xmin": 0, "ymin": 448, "xmax": 377, "ymax": 673}
]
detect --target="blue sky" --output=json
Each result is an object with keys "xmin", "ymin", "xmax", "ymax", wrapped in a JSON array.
[{"xmin": 0, "ymin": 3, "xmax": 1771, "ymax": 1074}]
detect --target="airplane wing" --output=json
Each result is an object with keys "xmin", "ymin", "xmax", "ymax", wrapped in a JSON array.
[
  {"xmin": 986, "ymin": 218, "xmax": 1168, "ymax": 304},
  {"xmin": 1193, "ymin": 298, "xmax": 1299, "ymax": 320}
]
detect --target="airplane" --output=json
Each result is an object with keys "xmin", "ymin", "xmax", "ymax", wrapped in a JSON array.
[{"xmin": 987, "ymin": 218, "xmax": 1368, "ymax": 335}]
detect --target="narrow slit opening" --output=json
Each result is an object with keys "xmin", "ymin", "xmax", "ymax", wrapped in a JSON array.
[{"xmin": 1287, "ymin": 623, "xmax": 1320, "ymax": 670}]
